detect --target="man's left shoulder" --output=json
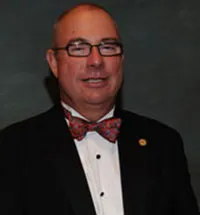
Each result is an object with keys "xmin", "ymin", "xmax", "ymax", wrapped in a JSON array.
[{"xmin": 118, "ymin": 108, "xmax": 182, "ymax": 140}]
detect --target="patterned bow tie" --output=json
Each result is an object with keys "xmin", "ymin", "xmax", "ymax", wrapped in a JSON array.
[{"xmin": 64, "ymin": 110, "xmax": 121, "ymax": 143}]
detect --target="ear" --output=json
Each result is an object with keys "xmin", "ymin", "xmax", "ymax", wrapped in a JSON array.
[{"xmin": 46, "ymin": 49, "xmax": 58, "ymax": 78}]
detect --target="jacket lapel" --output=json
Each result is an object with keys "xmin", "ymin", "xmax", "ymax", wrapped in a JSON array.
[
  {"xmin": 44, "ymin": 106, "xmax": 160, "ymax": 215},
  {"xmin": 115, "ymin": 108, "xmax": 159, "ymax": 215},
  {"xmin": 44, "ymin": 105, "xmax": 96, "ymax": 215}
]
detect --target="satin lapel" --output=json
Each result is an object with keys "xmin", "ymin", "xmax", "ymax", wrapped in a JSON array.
[
  {"xmin": 45, "ymin": 106, "xmax": 96, "ymax": 215},
  {"xmin": 115, "ymin": 109, "xmax": 154, "ymax": 215}
]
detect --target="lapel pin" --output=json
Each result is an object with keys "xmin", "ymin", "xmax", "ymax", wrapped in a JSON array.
[{"xmin": 138, "ymin": 138, "xmax": 147, "ymax": 147}]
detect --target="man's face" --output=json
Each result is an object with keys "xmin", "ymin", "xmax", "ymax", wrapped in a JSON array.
[{"xmin": 47, "ymin": 8, "xmax": 124, "ymax": 110}]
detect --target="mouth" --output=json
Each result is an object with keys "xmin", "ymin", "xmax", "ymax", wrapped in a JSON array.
[
  {"xmin": 81, "ymin": 77, "xmax": 108, "ymax": 88},
  {"xmin": 83, "ymin": 78, "xmax": 107, "ymax": 83}
]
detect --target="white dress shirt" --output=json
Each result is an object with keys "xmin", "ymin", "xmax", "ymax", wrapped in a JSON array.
[{"xmin": 61, "ymin": 101, "xmax": 124, "ymax": 215}]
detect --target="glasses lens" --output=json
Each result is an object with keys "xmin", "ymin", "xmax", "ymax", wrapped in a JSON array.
[
  {"xmin": 68, "ymin": 43, "xmax": 90, "ymax": 56},
  {"xmin": 99, "ymin": 43, "xmax": 122, "ymax": 56}
]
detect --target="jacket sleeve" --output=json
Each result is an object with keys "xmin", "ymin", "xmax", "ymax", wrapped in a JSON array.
[
  {"xmin": 168, "ymin": 131, "xmax": 199, "ymax": 214},
  {"xmin": 0, "ymin": 127, "xmax": 26, "ymax": 215}
]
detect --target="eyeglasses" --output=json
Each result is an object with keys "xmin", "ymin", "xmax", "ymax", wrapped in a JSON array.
[{"xmin": 52, "ymin": 41, "xmax": 123, "ymax": 57}]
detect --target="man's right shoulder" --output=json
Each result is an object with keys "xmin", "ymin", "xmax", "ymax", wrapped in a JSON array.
[{"xmin": 0, "ymin": 105, "xmax": 63, "ymax": 142}]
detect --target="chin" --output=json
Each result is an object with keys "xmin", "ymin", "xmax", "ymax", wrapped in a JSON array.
[{"xmin": 84, "ymin": 95, "xmax": 114, "ymax": 106}]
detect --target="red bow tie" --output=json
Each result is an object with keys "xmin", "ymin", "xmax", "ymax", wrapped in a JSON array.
[{"xmin": 64, "ymin": 110, "xmax": 121, "ymax": 143}]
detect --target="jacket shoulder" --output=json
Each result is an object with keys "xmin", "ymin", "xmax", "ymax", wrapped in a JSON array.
[
  {"xmin": 0, "ymin": 106, "xmax": 62, "ymax": 141},
  {"xmin": 119, "ymin": 109, "xmax": 182, "ymax": 139}
]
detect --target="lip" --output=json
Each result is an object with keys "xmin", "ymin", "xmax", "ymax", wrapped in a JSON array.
[{"xmin": 81, "ymin": 77, "xmax": 109, "ymax": 88}]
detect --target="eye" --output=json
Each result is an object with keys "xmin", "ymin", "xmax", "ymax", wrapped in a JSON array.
[
  {"xmin": 71, "ymin": 47, "xmax": 84, "ymax": 52},
  {"xmin": 68, "ymin": 44, "xmax": 89, "ymax": 55},
  {"xmin": 70, "ymin": 45, "xmax": 85, "ymax": 52},
  {"xmin": 102, "ymin": 44, "xmax": 117, "ymax": 50},
  {"xmin": 100, "ymin": 43, "xmax": 120, "ymax": 54}
]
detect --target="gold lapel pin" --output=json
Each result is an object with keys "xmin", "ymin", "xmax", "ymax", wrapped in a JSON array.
[{"xmin": 138, "ymin": 138, "xmax": 147, "ymax": 147}]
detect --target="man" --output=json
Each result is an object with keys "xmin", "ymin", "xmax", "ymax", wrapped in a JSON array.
[{"xmin": 0, "ymin": 3, "xmax": 199, "ymax": 215}]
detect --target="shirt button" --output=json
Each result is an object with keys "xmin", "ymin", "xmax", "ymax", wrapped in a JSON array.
[
  {"xmin": 100, "ymin": 192, "xmax": 104, "ymax": 197},
  {"xmin": 96, "ymin": 154, "xmax": 101, "ymax": 159}
]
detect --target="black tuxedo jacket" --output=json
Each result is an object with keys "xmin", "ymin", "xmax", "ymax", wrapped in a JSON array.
[{"xmin": 0, "ymin": 105, "xmax": 199, "ymax": 215}]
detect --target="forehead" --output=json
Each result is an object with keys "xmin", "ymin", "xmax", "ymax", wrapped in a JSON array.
[{"xmin": 54, "ymin": 9, "xmax": 119, "ymax": 45}]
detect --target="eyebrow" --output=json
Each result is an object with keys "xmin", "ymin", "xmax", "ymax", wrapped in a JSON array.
[
  {"xmin": 101, "ymin": 38, "xmax": 122, "ymax": 43},
  {"xmin": 67, "ymin": 37, "xmax": 122, "ymax": 44},
  {"xmin": 67, "ymin": 37, "xmax": 89, "ymax": 44}
]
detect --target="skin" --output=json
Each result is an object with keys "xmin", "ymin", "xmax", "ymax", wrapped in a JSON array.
[{"xmin": 46, "ymin": 5, "xmax": 124, "ymax": 121}]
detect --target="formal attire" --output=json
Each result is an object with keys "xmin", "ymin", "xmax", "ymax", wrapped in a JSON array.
[
  {"xmin": 62, "ymin": 102, "xmax": 124, "ymax": 215},
  {"xmin": 0, "ymin": 104, "xmax": 199, "ymax": 215}
]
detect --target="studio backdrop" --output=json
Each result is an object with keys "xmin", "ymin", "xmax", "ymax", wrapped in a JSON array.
[{"xmin": 0, "ymin": 0, "xmax": 199, "ymax": 207}]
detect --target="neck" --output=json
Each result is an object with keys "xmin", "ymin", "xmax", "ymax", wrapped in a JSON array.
[{"xmin": 62, "ymin": 100, "xmax": 115, "ymax": 122}]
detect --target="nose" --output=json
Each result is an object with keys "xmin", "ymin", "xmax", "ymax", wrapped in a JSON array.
[{"xmin": 87, "ymin": 46, "xmax": 103, "ymax": 67}]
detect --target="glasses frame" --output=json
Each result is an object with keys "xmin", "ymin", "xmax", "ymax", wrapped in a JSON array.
[{"xmin": 52, "ymin": 41, "xmax": 124, "ymax": 57}]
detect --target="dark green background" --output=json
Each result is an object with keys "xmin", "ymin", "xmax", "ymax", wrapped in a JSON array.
[{"xmin": 0, "ymin": 0, "xmax": 199, "ymax": 207}]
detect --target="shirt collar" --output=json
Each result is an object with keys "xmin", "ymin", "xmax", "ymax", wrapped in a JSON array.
[{"xmin": 61, "ymin": 101, "xmax": 115, "ymax": 122}]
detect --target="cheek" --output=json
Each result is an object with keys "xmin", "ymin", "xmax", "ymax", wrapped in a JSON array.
[
  {"xmin": 108, "ymin": 59, "xmax": 123, "ymax": 81},
  {"xmin": 108, "ymin": 57, "xmax": 123, "ymax": 72},
  {"xmin": 57, "ymin": 61, "xmax": 85, "ymax": 90},
  {"xmin": 109, "ymin": 59, "xmax": 123, "ymax": 90},
  {"xmin": 57, "ymin": 59, "xmax": 78, "ymax": 78}
]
